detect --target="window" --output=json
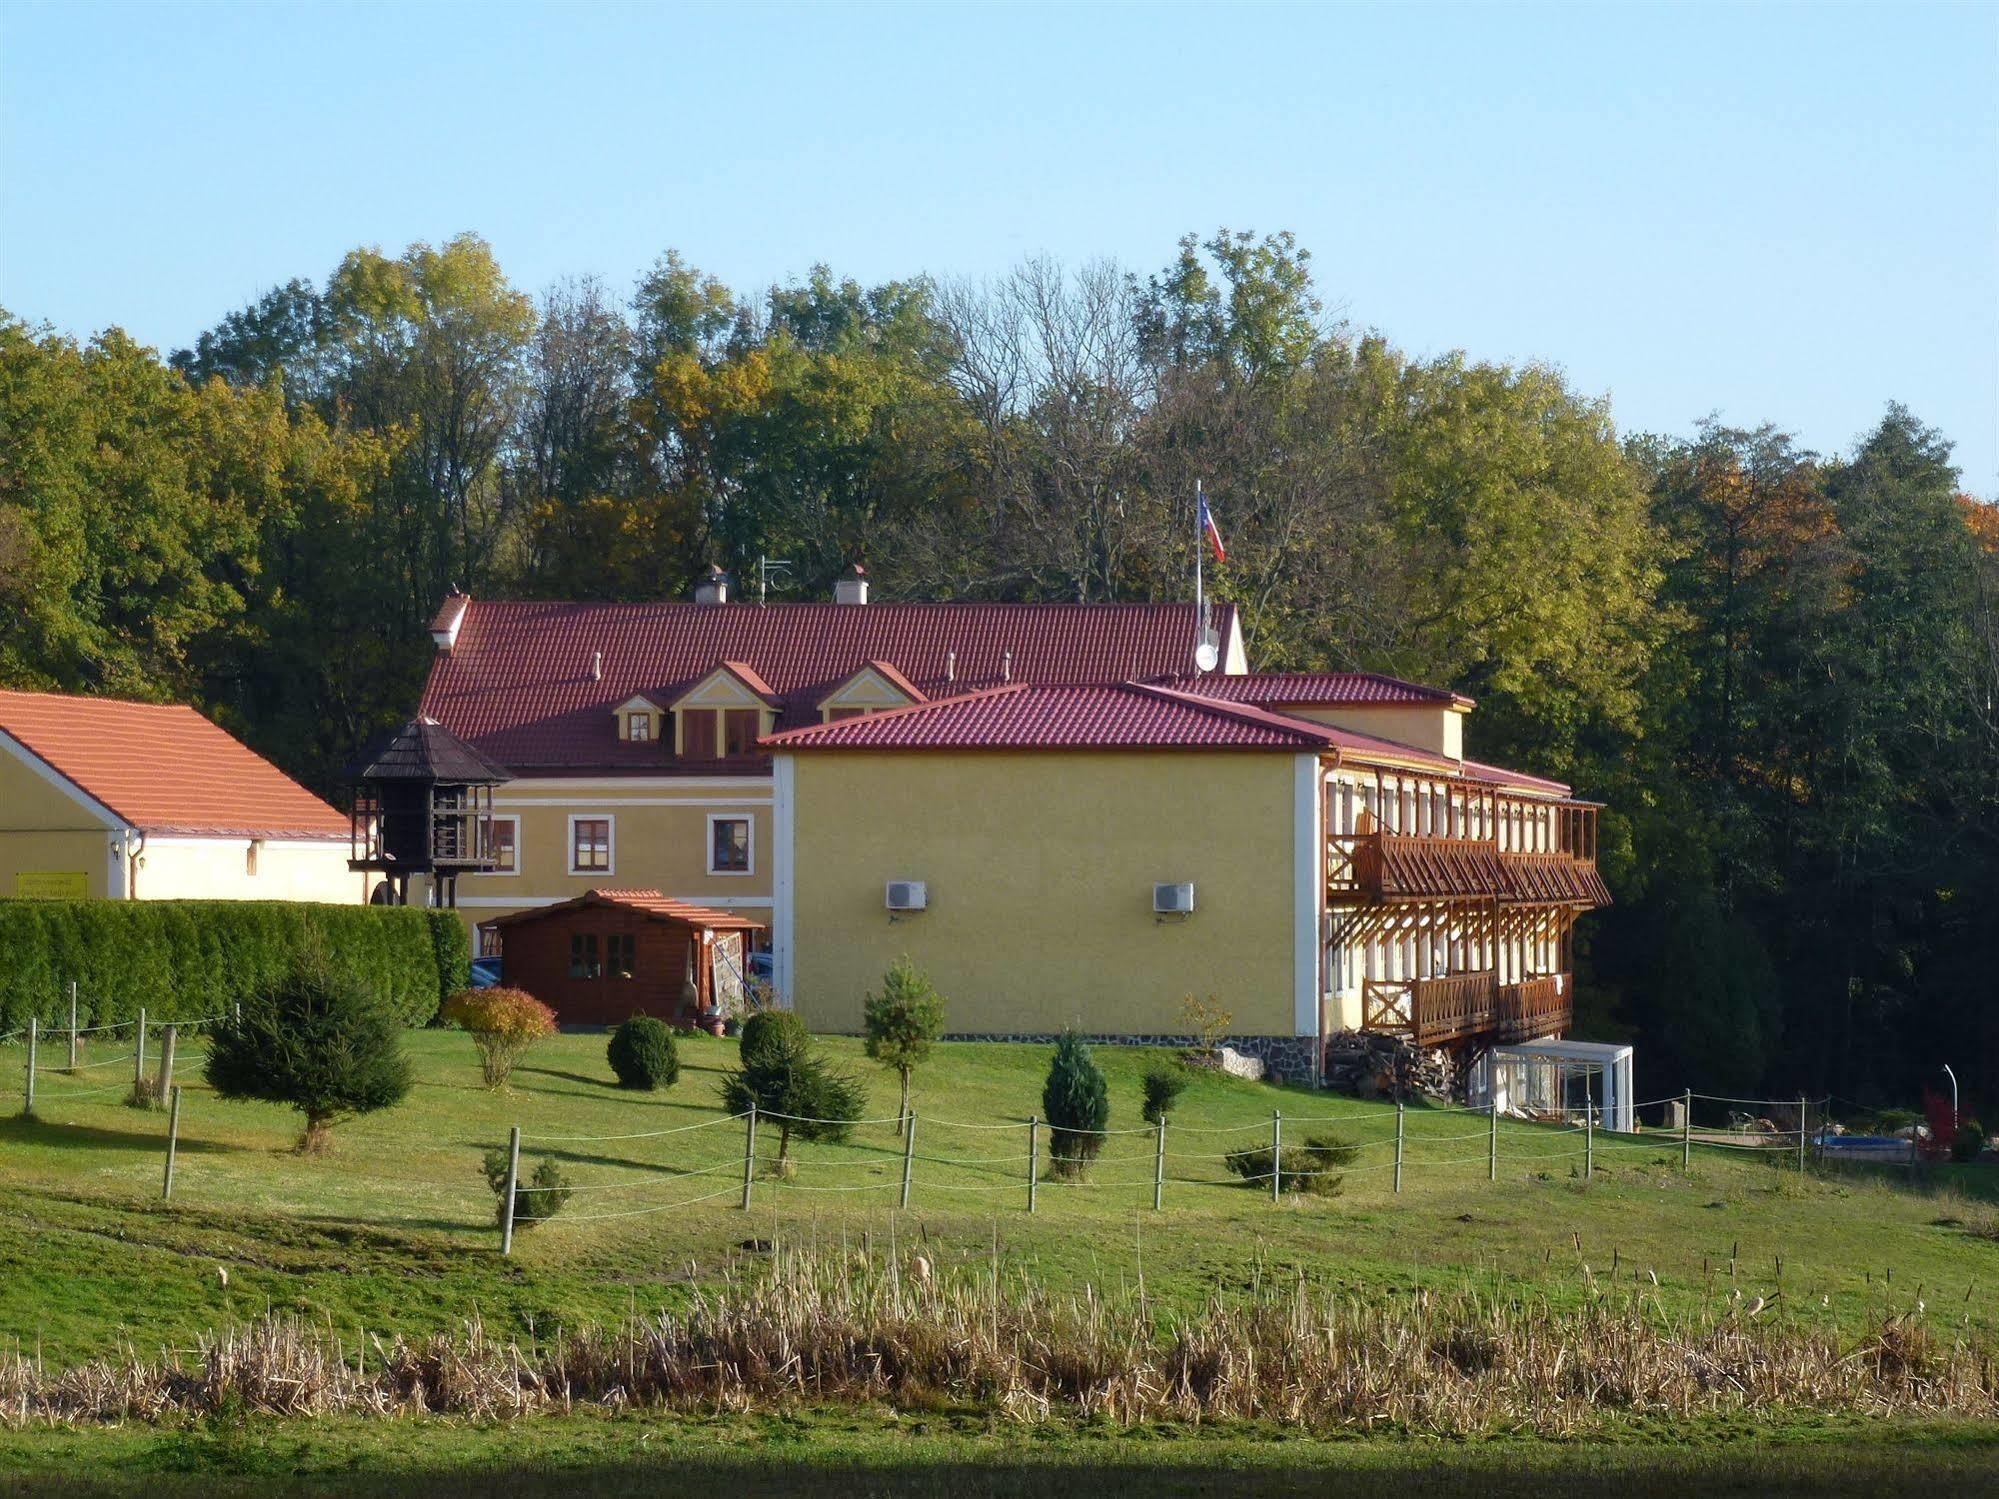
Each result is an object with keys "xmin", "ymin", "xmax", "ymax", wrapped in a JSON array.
[
  {"xmin": 709, "ymin": 815, "xmax": 752, "ymax": 874},
  {"xmin": 680, "ymin": 709, "xmax": 717, "ymax": 760},
  {"xmin": 825, "ymin": 706, "xmax": 867, "ymax": 722},
  {"xmin": 568, "ymin": 933, "xmax": 601, "ymax": 980},
  {"xmin": 476, "ymin": 923, "xmax": 502, "ymax": 958},
  {"xmin": 486, "ymin": 816, "xmax": 518, "ymax": 873},
  {"xmin": 608, "ymin": 932, "xmax": 636, "ymax": 979},
  {"xmin": 628, "ymin": 712, "xmax": 652, "ymax": 742},
  {"xmin": 570, "ymin": 816, "xmax": 612, "ymax": 874},
  {"xmin": 722, "ymin": 708, "xmax": 762, "ymax": 758}
]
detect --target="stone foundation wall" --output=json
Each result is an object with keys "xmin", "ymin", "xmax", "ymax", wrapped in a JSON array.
[{"xmin": 942, "ymin": 1032, "xmax": 1322, "ymax": 1086}]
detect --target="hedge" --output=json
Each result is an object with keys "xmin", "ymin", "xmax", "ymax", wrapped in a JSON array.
[{"xmin": 0, "ymin": 901, "xmax": 464, "ymax": 1033}]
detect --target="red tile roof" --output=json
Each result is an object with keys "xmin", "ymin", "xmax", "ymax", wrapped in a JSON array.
[
  {"xmin": 0, "ymin": 689, "xmax": 349, "ymax": 839},
  {"xmin": 1151, "ymin": 671, "xmax": 1473, "ymax": 708},
  {"xmin": 763, "ymin": 682, "xmax": 1461, "ymax": 759},
  {"xmin": 418, "ymin": 600, "xmax": 1237, "ymax": 773},
  {"xmin": 490, "ymin": 888, "xmax": 766, "ymax": 929},
  {"xmin": 817, "ymin": 659, "xmax": 928, "ymax": 707},
  {"xmin": 1459, "ymin": 758, "xmax": 1574, "ymax": 796}
]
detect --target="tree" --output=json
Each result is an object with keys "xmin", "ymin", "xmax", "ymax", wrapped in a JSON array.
[
  {"xmin": 721, "ymin": 1010, "xmax": 865, "ymax": 1162},
  {"xmin": 863, "ymin": 956, "xmax": 946, "ymax": 1136},
  {"xmin": 439, "ymin": 986, "xmax": 556, "ymax": 1089},
  {"xmin": 205, "ymin": 958, "xmax": 412, "ymax": 1152},
  {"xmin": 1041, "ymin": 1030, "xmax": 1109, "ymax": 1179}
]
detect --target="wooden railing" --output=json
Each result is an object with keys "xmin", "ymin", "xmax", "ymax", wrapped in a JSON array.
[
  {"xmin": 1329, "ymin": 831, "xmax": 1607, "ymax": 907},
  {"xmin": 1496, "ymin": 974, "xmax": 1570, "ymax": 1041},
  {"xmin": 1362, "ymin": 971, "xmax": 1498, "ymax": 1046}
]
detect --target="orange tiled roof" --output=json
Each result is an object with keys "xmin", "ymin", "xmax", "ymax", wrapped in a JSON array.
[
  {"xmin": 490, "ymin": 888, "xmax": 766, "ymax": 930},
  {"xmin": 0, "ymin": 689, "xmax": 348, "ymax": 840}
]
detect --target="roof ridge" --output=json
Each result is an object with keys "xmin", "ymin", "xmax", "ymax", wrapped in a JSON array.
[
  {"xmin": 763, "ymin": 681, "xmax": 1027, "ymax": 746},
  {"xmin": 1121, "ymin": 681, "xmax": 1335, "ymax": 745}
]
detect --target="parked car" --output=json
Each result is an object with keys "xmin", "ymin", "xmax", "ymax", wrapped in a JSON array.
[
  {"xmin": 747, "ymin": 950, "xmax": 774, "ymax": 986},
  {"xmin": 469, "ymin": 955, "xmax": 503, "ymax": 989}
]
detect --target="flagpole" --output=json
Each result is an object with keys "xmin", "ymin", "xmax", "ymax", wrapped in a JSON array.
[{"xmin": 1194, "ymin": 479, "xmax": 1204, "ymax": 670}]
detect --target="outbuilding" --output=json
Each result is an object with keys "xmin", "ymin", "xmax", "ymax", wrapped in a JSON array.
[{"xmin": 491, "ymin": 888, "xmax": 766, "ymax": 1027}]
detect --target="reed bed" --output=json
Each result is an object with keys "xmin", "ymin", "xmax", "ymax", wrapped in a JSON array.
[{"xmin": 5, "ymin": 1248, "xmax": 1994, "ymax": 1434}]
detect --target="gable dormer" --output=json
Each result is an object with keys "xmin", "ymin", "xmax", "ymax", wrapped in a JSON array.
[
  {"xmin": 669, "ymin": 662, "xmax": 778, "ymax": 760},
  {"xmin": 610, "ymin": 695, "xmax": 664, "ymax": 744},
  {"xmin": 816, "ymin": 660, "xmax": 926, "ymax": 722}
]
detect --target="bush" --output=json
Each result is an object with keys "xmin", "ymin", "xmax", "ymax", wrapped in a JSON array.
[
  {"xmin": 205, "ymin": 956, "xmax": 413, "ymax": 1152},
  {"xmin": 863, "ymin": 956, "xmax": 946, "ymax": 1136},
  {"xmin": 1140, "ymin": 1057, "xmax": 1189, "ymax": 1125},
  {"xmin": 0, "ymin": 900, "xmax": 454, "ymax": 1034},
  {"xmin": 1179, "ymin": 994, "xmax": 1233, "ymax": 1055},
  {"xmin": 1952, "ymin": 1118, "xmax": 1986, "ymax": 1164},
  {"xmin": 607, "ymin": 1015, "xmax": 680, "ymax": 1091},
  {"xmin": 441, "ymin": 986, "xmax": 557, "ymax": 1089},
  {"xmin": 484, "ymin": 1149, "xmax": 572, "ymax": 1228},
  {"xmin": 1042, "ymin": 1031, "xmax": 1109, "ymax": 1179},
  {"xmin": 722, "ymin": 1010, "xmax": 865, "ymax": 1161},
  {"xmin": 1225, "ymin": 1135, "xmax": 1358, "ymax": 1196}
]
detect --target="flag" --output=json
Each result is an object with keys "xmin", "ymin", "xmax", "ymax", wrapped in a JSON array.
[{"xmin": 1198, "ymin": 492, "xmax": 1226, "ymax": 564}]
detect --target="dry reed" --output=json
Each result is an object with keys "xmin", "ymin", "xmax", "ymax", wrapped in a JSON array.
[{"xmin": 5, "ymin": 1248, "xmax": 1993, "ymax": 1434}]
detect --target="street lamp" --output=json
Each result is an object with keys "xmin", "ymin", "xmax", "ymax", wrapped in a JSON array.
[{"xmin": 1943, "ymin": 1064, "xmax": 1959, "ymax": 1125}]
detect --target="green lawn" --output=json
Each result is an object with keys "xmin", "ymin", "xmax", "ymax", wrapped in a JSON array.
[{"xmin": 1, "ymin": 1028, "xmax": 1992, "ymax": 1364}]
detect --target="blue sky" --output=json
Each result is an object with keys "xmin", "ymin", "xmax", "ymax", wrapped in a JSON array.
[{"xmin": 3, "ymin": 1, "xmax": 1994, "ymax": 493}]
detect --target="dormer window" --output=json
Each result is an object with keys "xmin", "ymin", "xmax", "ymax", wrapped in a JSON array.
[
  {"xmin": 669, "ymin": 662, "xmax": 778, "ymax": 762},
  {"xmin": 611, "ymin": 695, "xmax": 662, "ymax": 743},
  {"xmin": 817, "ymin": 660, "xmax": 925, "ymax": 722},
  {"xmin": 628, "ymin": 713, "xmax": 651, "ymax": 742}
]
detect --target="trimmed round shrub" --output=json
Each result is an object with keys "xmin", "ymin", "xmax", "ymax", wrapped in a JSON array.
[
  {"xmin": 205, "ymin": 957, "xmax": 412, "ymax": 1153},
  {"xmin": 607, "ymin": 1015, "xmax": 679, "ymax": 1091},
  {"xmin": 440, "ymin": 986, "xmax": 557, "ymax": 1089},
  {"xmin": 1140, "ymin": 1056, "xmax": 1190, "ymax": 1125},
  {"xmin": 1225, "ymin": 1134, "xmax": 1358, "ymax": 1195},
  {"xmin": 1042, "ymin": 1030, "xmax": 1109, "ymax": 1179}
]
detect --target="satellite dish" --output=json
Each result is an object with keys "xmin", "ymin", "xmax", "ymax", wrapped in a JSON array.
[{"xmin": 1194, "ymin": 640, "xmax": 1220, "ymax": 673}]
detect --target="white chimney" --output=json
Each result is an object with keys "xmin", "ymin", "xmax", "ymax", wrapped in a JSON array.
[
  {"xmin": 693, "ymin": 565, "xmax": 730, "ymax": 605},
  {"xmin": 945, "ymin": 650, "xmax": 956, "ymax": 684},
  {"xmin": 834, "ymin": 562, "xmax": 870, "ymax": 605},
  {"xmin": 590, "ymin": 650, "xmax": 603, "ymax": 681},
  {"xmin": 1002, "ymin": 650, "xmax": 1013, "ymax": 682}
]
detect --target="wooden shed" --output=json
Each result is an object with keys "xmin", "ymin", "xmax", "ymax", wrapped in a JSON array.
[{"xmin": 491, "ymin": 888, "xmax": 766, "ymax": 1027}]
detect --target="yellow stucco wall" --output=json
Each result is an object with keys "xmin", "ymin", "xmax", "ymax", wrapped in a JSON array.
[
  {"xmin": 786, "ymin": 751, "xmax": 1303, "ymax": 1037},
  {"xmin": 139, "ymin": 837, "xmax": 363, "ymax": 903},
  {"xmin": 0, "ymin": 831, "xmax": 109, "ymax": 898},
  {"xmin": 448, "ymin": 778, "xmax": 775, "ymax": 938},
  {"xmin": 1282, "ymin": 704, "xmax": 1465, "ymax": 759}
]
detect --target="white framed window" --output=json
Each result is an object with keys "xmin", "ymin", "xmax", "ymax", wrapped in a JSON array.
[
  {"xmin": 568, "ymin": 814, "xmax": 614, "ymax": 876},
  {"xmin": 707, "ymin": 813, "xmax": 753, "ymax": 875},
  {"xmin": 627, "ymin": 712, "xmax": 652, "ymax": 742},
  {"xmin": 485, "ymin": 815, "xmax": 519, "ymax": 875},
  {"xmin": 476, "ymin": 923, "xmax": 502, "ymax": 958}
]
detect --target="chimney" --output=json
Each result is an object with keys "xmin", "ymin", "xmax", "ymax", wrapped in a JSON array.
[
  {"xmin": 693, "ymin": 564, "xmax": 730, "ymax": 605},
  {"xmin": 833, "ymin": 561, "xmax": 870, "ymax": 606},
  {"xmin": 590, "ymin": 650, "xmax": 603, "ymax": 681},
  {"xmin": 429, "ymin": 588, "xmax": 469, "ymax": 653},
  {"xmin": 945, "ymin": 650, "xmax": 956, "ymax": 684},
  {"xmin": 1001, "ymin": 650, "xmax": 1013, "ymax": 682}
]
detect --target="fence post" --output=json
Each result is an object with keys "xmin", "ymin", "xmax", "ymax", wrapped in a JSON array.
[
  {"xmin": 1393, "ymin": 1098, "xmax": 1405, "ymax": 1194},
  {"xmin": 1585, "ymin": 1103, "xmax": 1594, "ymax": 1181},
  {"xmin": 161, "ymin": 1085, "xmax": 183, "ymax": 1200},
  {"xmin": 154, "ymin": 1025, "xmax": 177, "ymax": 1108},
  {"xmin": 1271, "ymin": 1110, "xmax": 1283, "ymax": 1204},
  {"xmin": 1682, "ymin": 1088, "xmax": 1692, "ymax": 1172},
  {"xmin": 67, "ymin": 983, "xmax": 79, "ymax": 1072},
  {"xmin": 133, "ymin": 1007, "xmax": 147, "ymax": 1100},
  {"xmin": 1027, "ymin": 1116, "xmax": 1039, "ymax": 1214},
  {"xmin": 499, "ymin": 1124, "xmax": 521, "ymax": 1256},
  {"xmin": 899, "ymin": 1113, "xmax": 916, "ymax": 1210},
  {"xmin": 740, "ymin": 1103, "xmax": 758, "ymax": 1211},
  {"xmin": 1488, "ymin": 1100, "xmax": 1499, "ymax": 1182},
  {"xmin": 1797, "ymin": 1095, "xmax": 1807, "ymax": 1175},
  {"xmin": 24, "ymin": 1018, "xmax": 36, "ymax": 1117},
  {"xmin": 1153, "ymin": 1114, "xmax": 1166, "ymax": 1212}
]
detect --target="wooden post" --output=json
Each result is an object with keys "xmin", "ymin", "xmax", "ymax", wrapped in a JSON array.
[
  {"xmin": 499, "ymin": 1125, "xmax": 521, "ymax": 1256},
  {"xmin": 1153, "ymin": 1114, "xmax": 1166, "ymax": 1212},
  {"xmin": 1271, "ymin": 1110, "xmax": 1283, "ymax": 1203},
  {"xmin": 1488, "ymin": 1100, "xmax": 1499, "ymax": 1182},
  {"xmin": 154, "ymin": 1025, "xmax": 177, "ymax": 1108},
  {"xmin": 899, "ymin": 1113, "xmax": 916, "ymax": 1210},
  {"xmin": 1585, "ymin": 1102, "xmax": 1594, "ymax": 1181},
  {"xmin": 1797, "ymin": 1095, "xmax": 1807, "ymax": 1175},
  {"xmin": 24, "ymin": 1018, "xmax": 36, "ymax": 1117},
  {"xmin": 740, "ymin": 1103, "xmax": 758, "ymax": 1211},
  {"xmin": 1682, "ymin": 1088, "xmax": 1692, "ymax": 1172},
  {"xmin": 1026, "ymin": 1116, "xmax": 1038, "ymax": 1214},
  {"xmin": 67, "ymin": 983, "xmax": 79, "ymax": 1072},
  {"xmin": 1393, "ymin": 1098, "xmax": 1405, "ymax": 1193},
  {"xmin": 161, "ymin": 1085, "xmax": 183, "ymax": 1200},
  {"xmin": 133, "ymin": 1007, "xmax": 147, "ymax": 1099}
]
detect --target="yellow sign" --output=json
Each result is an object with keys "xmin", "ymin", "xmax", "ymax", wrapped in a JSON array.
[{"xmin": 14, "ymin": 871, "xmax": 88, "ymax": 899}]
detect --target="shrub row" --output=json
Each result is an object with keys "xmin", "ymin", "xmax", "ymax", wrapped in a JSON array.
[{"xmin": 0, "ymin": 900, "xmax": 466, "ymax": 1032}]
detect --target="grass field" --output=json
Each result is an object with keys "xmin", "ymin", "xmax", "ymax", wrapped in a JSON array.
[{"xmin": 2, "ymin": 1027, "xmax": 1994, "ymax": 1489}]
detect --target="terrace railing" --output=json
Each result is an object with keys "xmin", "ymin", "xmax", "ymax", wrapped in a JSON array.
[{"xmin": 1362, "ymin": 971, "xmax": 1499, "ymax": 1047}]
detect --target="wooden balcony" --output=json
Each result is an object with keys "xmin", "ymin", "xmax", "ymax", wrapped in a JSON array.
[
  {"xmin": 1496, "ymin": 974, "xmax": 1571, "ymax": 1042},
  {"xmin": 1501, "ymin": 851, "xmax": 1611, "ymax": 906},
  {"xmin": 1362, "ymin": 971, "xmax": 1571, "ymax": 1047},
  {"xmin": 1330, "ymin": 832, "xmax": 1606, "ymax": 907}
]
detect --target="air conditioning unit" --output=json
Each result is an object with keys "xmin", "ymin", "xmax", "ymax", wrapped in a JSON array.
[
  {"xmin": 885, "ymin": 880, "xmax": 928, "ymax": 912},
  {"xmin": 1153, "ymin": 882, "xmax": 1196, "ymax": 915}
]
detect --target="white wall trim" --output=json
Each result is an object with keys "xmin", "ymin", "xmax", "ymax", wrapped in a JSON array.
[
  {"xmin": 705, "ymin": 811, "xmax": 756, "ymax": 876},
  {"xmin": 1292, "ymin": 754, "xmax": 1321, "ymax": 1041},
  {"xmin": 565, "ymin": 812, "xmax": 615, "ymax": 877},
  {"xmin": 0, "ymin": 727, "xmax": 127, "ymax": 830},
  {"xmin": 772, "ymin": 753, "xmax": 796, "ymax": 1007},
  {"xmin": 500, "ymin": 776, "xmax": 774, "ymax": 791},
  {"xmin": 495, "ymin": 796, "xmax": 771, "ymax": 808}
]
